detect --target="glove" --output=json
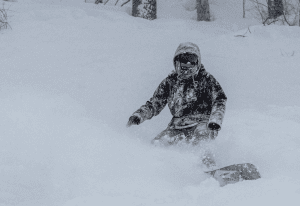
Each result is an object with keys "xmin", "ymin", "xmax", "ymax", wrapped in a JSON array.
[
  {"xmin": 126, "ymin": 115, "xmax": 141, "ymax": 127},
  {"xmin": 207, "ymin": 123, "xmax": 220, "ymax": 131}
]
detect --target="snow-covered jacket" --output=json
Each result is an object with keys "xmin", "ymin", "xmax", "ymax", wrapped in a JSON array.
[{"xmin": 132, "ymin": 43, "xmax": 227, "ymax": 130}]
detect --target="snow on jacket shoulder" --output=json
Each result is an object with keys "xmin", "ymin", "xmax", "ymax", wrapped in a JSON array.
[{"xmin": 132, "ymin": 65, "xmax": 227, "ymax": 130}]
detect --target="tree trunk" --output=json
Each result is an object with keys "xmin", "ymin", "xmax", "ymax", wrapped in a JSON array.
[
  {"xmin": 268, "ymin": 0, "xmax": 284, "ymax": 19},
  {"xmin": 132, "ymin": 0, "xmax": 157, "ymax": 20},
  {"xmin": 243, "ymin": 0, "xmax": 246, "ymax": 18},
  {"xmin": 197, "ymin": 0, "xmax": 210, "ymax": 21}
]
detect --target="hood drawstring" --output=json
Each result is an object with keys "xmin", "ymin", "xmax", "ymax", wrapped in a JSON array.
[
  {"xmin": 192, "ymin": 65, "xmax": 201, "ymax": 88},
  {"xmin": 192, "ymin": 74, "xmax": 196, "ymax": 88},
  {"xmin": 167, "ymin": 74, "xmax": 176, "ymax": 97}
]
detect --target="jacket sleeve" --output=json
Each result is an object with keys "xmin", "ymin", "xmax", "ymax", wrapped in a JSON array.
[
  {"xmin": 132, "ymin": 78, "xmax": 170, "ymax": 124},
  {"xmin": 208, "ymin": 76, "xmax": 227, "ymax": 130}
]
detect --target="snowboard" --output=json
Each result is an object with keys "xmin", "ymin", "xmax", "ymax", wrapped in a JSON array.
[{"xmin": 205, "ymin": 163, "xmax": 261, "ymax": 187}]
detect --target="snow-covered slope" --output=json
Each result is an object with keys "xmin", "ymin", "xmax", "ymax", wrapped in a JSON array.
[{"xmin": 0, "ymin": 0, "xmax": 300, "ymax": 205}]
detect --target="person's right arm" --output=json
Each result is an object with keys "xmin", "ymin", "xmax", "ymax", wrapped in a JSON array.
[{"xmin": 127, "ymin": 78, "xmax": 170, "ymax": 127}]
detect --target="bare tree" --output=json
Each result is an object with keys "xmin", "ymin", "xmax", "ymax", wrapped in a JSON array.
[
  {"xmin": 276, "ymin": 0, "xmax": 300, "ymax": 25},
  {"xmin": 121, "ymin": 0, "xmax": 131, "ymax": 7},
  {"xmin": 132, "ymin": 0, "xmax": 157, "ymax": 20},
  {"xmin": 243, "ymin": 0, "xmax": 246, "ymax": 18},
  {"xmin": 248, "ymin": 0, "xmax": 268, "ymax": 23},
  {"xmin": 0, "ymin": 4, "xmax": 10, "ymax": 30},
  {"xmin": 248, "ymin": 0, "xmax": 300, "ymax": 25},
  {"xmin": 197, "ymin": 0, "xmax": 210, "ymax": 21}
]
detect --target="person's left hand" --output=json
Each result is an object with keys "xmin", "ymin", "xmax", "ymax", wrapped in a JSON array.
[{"xmin": 207, "ymin": 123, "xmax": 220, "ymax": 131}]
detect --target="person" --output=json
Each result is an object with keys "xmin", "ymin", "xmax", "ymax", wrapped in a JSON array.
[{"xmin": 127, "ymin": 42, "xmax": 227, "ymax": 170}]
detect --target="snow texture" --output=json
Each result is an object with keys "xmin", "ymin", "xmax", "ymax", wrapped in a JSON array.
[{"xmin": 0, "ymin": 0, "xmax": 300, "ymax": 205}]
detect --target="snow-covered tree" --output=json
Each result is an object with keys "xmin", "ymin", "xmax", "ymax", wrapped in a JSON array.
[
  {"xmin": 268, "ymin": 0, "xmax": 284, "ymax": 18},
  {"xmin": 197, "ymin": 0, "xmax": 210, "ymax": 21},
  {"xmin": 132, "ymin": 0, "xmax": 157, "ymax": 20}
]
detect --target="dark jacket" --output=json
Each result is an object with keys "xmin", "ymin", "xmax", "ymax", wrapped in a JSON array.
[{"xmin": 132, "ymin": 43, "xmax": 227, "ymax": 130}]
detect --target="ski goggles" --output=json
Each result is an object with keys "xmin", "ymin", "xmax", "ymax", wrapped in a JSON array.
[
  {"xmin": 175, "ymin": 61, "xmax": 199, "ymax": 79},
  {"xmin": 175, "ymin": 53, "xmax": 198, "ymax": 66}
]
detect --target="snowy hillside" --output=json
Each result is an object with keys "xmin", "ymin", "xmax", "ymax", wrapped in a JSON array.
[{"xmin": 0, "ymin": 0, "xmax": 300, "ymax": 205}]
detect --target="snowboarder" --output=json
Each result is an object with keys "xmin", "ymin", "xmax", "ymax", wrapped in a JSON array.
[{"xmin": 126, "ymin": 42, "xmax": 227, "ymax": 170}]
